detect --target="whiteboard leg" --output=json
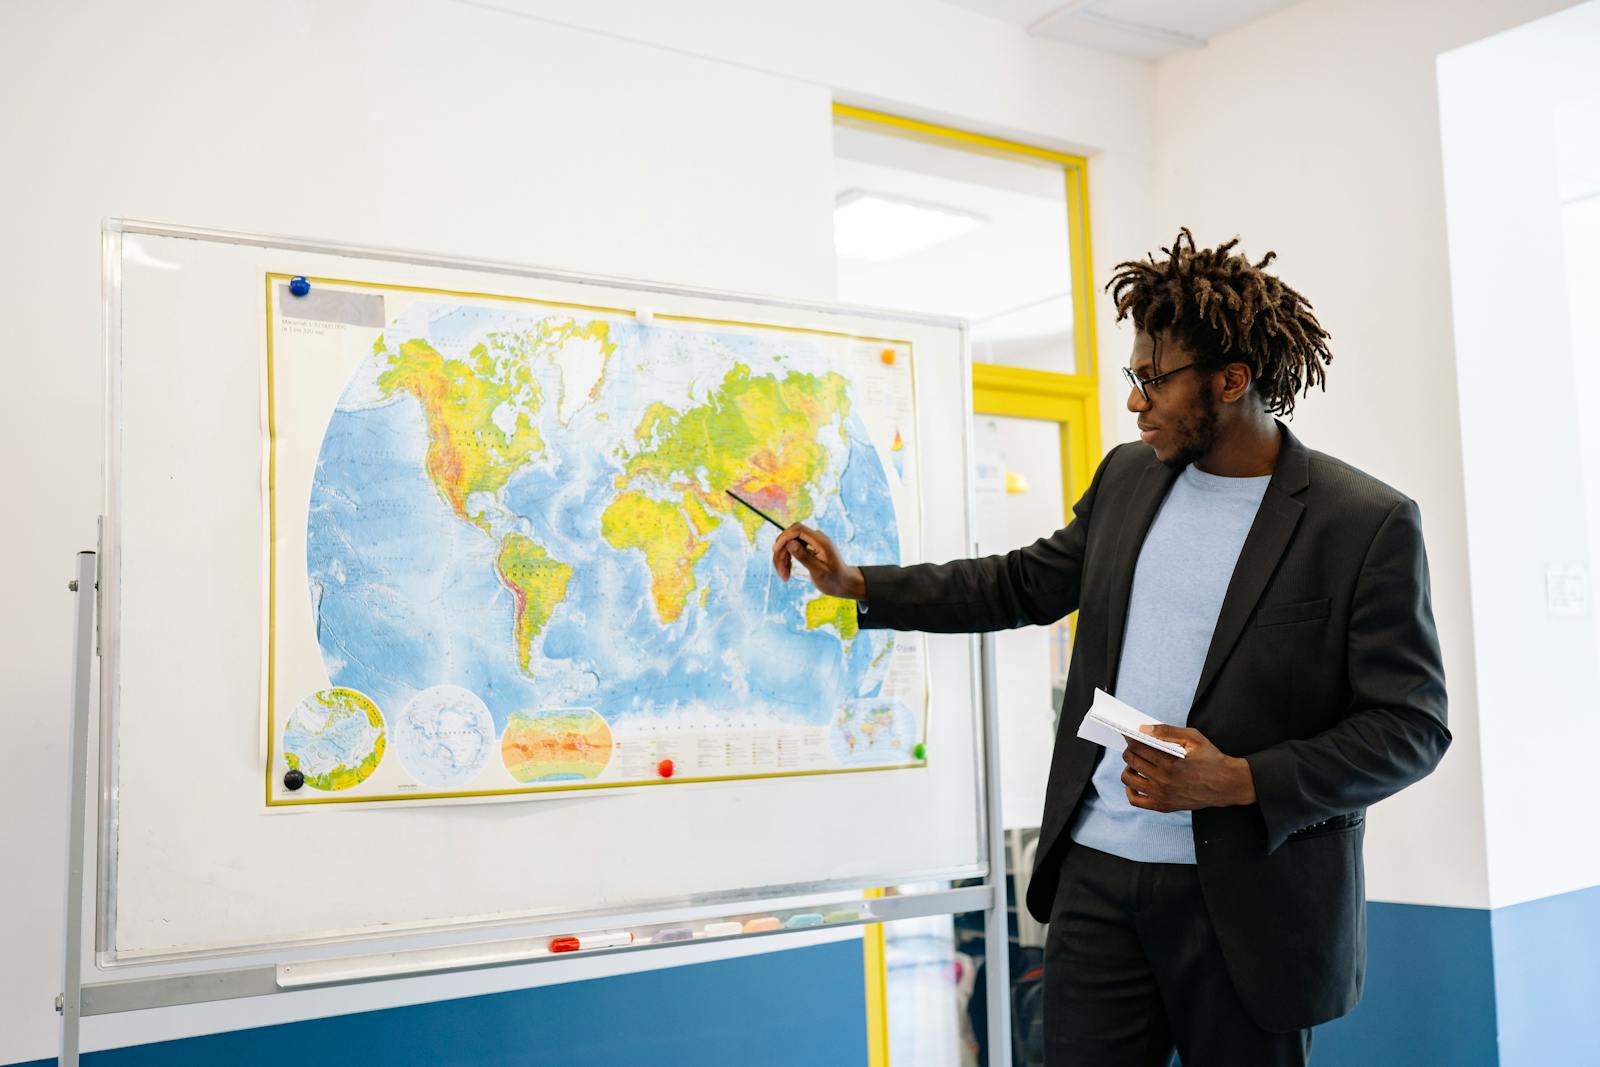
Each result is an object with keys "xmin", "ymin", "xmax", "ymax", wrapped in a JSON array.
[
  {"xmin": 59, "ymin": 552, "xmax": 97, "ymax": 1067},
  {"xmin": 980, "ymin": 635, "xmax": 1013, "ymax": 1066}
]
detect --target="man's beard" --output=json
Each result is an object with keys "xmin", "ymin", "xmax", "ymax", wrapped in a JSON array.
[{"xmin": 1161, "ymin": 388, "xmax": 1220, "ymax": 470}]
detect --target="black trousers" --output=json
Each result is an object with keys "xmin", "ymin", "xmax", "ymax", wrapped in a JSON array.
[{"xmin": 1042, "ymin": 843, "xmax": 1312, "ymax": 1067}]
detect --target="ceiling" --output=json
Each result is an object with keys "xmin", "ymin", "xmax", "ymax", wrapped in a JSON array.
[{"xmin": 942, "ymin": 0, "xmax": 1307, "ymax": 60}]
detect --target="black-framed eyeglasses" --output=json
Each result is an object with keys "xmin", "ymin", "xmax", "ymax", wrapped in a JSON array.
[{"xmin": 1122, "ymin": 361, "xmax": 1199, "ymax": 403}]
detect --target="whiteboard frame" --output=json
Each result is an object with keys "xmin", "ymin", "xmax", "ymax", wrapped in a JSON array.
[
  {"xmin": 94, "ymin": 217, "xmax": 992, "ymax": 949},
  {"xmin": 62, "ymin": 218, "xmax": 1010, "ymax": 1067},
  {"xmin": 62, "ymin": 220, "xmax": 1017, "ymax": 1067}
]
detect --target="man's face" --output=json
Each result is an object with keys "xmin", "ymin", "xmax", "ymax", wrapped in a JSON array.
[{"xmin": 1127, "ymin": 329, "xmax": 1219, "ymax": 469}]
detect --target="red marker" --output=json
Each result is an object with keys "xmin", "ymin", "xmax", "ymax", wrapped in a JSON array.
[
  {"xmin": 551, "ymin": 930, "xmax": 634, "ymax": 953},
  {"xmin": 658, "ymin": 758, "xmax": 675, "ymax": 778}
]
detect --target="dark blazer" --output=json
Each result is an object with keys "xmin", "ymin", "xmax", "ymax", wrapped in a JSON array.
[{"xmin": 857, "ymin": 423, "xmax": 1450, "ymax": 1031}]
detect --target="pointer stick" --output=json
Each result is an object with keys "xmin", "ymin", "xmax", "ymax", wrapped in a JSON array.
[{"xmin": 725, "ymin": 490, "xmax": 813, "ymax": 552}]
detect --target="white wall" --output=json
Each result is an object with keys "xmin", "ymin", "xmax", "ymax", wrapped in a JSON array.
[
  {"xmin": 1438, "ymin": 0, "xmax": 1600, "ymax": 909},
  {"xmin": 1151, "ymin": 0, "xmax": 1583, "ymax": 910},
  {"xmin": 1569, "ymin": 198, "xmax": 1600, "ymax": 667},
  {"xmin": 0, "ymin": 1, "xmax": 1155, "ymax": 1062},
  {"xmin": 476, "ymin": 0, "xmax": 1161, "ymax": 439}
]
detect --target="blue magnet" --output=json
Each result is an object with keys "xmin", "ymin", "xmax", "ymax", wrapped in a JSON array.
[{"xmin": 289, "ymin": 276, "xmax": 311, "ymax": 297}]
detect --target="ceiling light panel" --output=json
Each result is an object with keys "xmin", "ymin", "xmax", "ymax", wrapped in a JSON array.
[{"xmin": 833, "ymin": 190, "xmax": 989, "ymax": 262}]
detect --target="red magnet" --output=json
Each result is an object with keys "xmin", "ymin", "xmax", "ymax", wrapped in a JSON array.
[
  {"xmin": 550, "ymin": 936, "xmax": 581, "ymax": 953},
  {"xmin": 658, "ymin": 759, "xmax": 675, "ymax": 779}
]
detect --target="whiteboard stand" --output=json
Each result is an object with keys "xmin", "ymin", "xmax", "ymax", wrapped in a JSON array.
[
  {"xmin": 57, "ymin": 547, "xmax": 1017, "ymax": 1064},
  {"xmin": 980, "ymin": 632, "xmax": 1014, "ymax": 1067},
  {"xmin": 58, "ymin": 550, "xmax": 96, "ymax": 1067}
]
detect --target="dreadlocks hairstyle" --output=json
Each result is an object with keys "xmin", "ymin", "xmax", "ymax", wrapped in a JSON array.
[{"xmin": 1106, "ymin": 228, "xmax": 1332, "ymax": 417}]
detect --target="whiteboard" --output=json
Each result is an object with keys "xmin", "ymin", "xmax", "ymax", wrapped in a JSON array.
[{"xmin": 99, "ymin": 222, "xmax": 986, "ymax": 963}]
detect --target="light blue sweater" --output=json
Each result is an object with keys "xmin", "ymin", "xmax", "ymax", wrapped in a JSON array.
[{"xmin": 1069, "ymin": 464, "xmax": 1270, "ymax": 864}]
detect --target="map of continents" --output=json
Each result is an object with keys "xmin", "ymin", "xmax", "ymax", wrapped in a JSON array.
[{"xmin": 304, "ymin": 297, "xmax": 905, "ymax": 795}]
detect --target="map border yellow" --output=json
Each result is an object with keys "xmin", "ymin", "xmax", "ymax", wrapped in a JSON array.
[{"xmin": 264, "ymin": 271, "xmax": 929, "ymax": 807}]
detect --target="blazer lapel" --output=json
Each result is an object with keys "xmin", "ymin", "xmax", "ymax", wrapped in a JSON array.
[
  {"xmin": 1104, "ymin": 458, "xmax": 1181, "ymax": 690},
  {"xmin": 1190, "ymin": 423, "xmax": 1311, "ymax": 710}
]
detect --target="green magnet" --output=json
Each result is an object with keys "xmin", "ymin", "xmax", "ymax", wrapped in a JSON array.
[{"xmin": 912, "ymin": 743, "xmax": 926, "ymax": 761}]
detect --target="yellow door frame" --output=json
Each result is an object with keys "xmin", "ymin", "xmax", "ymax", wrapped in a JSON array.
[
  {"xmin": 834, "ymin": 103, "xmax": 1102, "ymax": 1067},
  {"xmin": 833, "ymin": 102, "xmax": 1100, "ymax": 387}
]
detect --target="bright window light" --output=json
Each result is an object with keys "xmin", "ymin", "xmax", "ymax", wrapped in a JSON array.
[{"xmin": 833, "ymin": 189, "xmax": 987, "ymax": 262}]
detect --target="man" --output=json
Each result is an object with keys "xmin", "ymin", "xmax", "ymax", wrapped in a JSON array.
[{"xmin": 771, "ymin": 230, "xmax": 1450, "ymax": 1067}]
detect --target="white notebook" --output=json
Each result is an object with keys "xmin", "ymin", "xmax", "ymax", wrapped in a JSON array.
[{"xmin": 1076, "ymin": 688, "xmax": 1188, "ymax": 759}]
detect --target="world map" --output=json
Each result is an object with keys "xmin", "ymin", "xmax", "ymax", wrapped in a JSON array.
[{"xmin": 275, "ymin": 285, "xmax": 925, "ymax": 801}]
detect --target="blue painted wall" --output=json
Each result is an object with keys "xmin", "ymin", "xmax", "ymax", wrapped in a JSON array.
[
  {"xmin": 1314, "ymin": 888, "xmax": 1600, "ymax": 1067},
  {"xmin": 1315, "ymin": 901, "xmax": 1498, "ymax": 1067},
  {"xmin": 1490, "ymin": 883, "xmax": 1600, "ymax": 1066},
  {"xmin": 10, "ymin": 942, "xmax": 867, "ymax": 1067}
]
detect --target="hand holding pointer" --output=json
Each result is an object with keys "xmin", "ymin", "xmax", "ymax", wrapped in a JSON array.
[
  {"xmin": 770, "ymin": 523, "xmax": 866, "ymax": 600},
  {"xmin": 724, "ymin": 489, "xmax": 867, "ymax": 601}
]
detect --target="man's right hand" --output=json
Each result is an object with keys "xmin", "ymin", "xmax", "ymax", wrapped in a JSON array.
[{"xmin": 771, "ymin": 524, "xmax": 867, "ymax": 601}]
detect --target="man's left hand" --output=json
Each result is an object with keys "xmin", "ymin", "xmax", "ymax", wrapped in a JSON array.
[{"xmin": 1120, "ymin": 726, "xmax": 1257, "ymax": 812}]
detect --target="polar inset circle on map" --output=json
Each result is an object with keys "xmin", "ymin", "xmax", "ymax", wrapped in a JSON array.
[
  {"xmin": 501, "ymin": 708, "xmax": 613, "ymax": 783},
  {"xmin": 829, "ymin": 698, "xmax": 917, "ymax": 767},
  {"xmin": 282, "ymin": 687, "xmax": 387, "ymax": 791},
  {"xmin": 391, "ymin": 685, "xmax": 496, "ymax": 789}
]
